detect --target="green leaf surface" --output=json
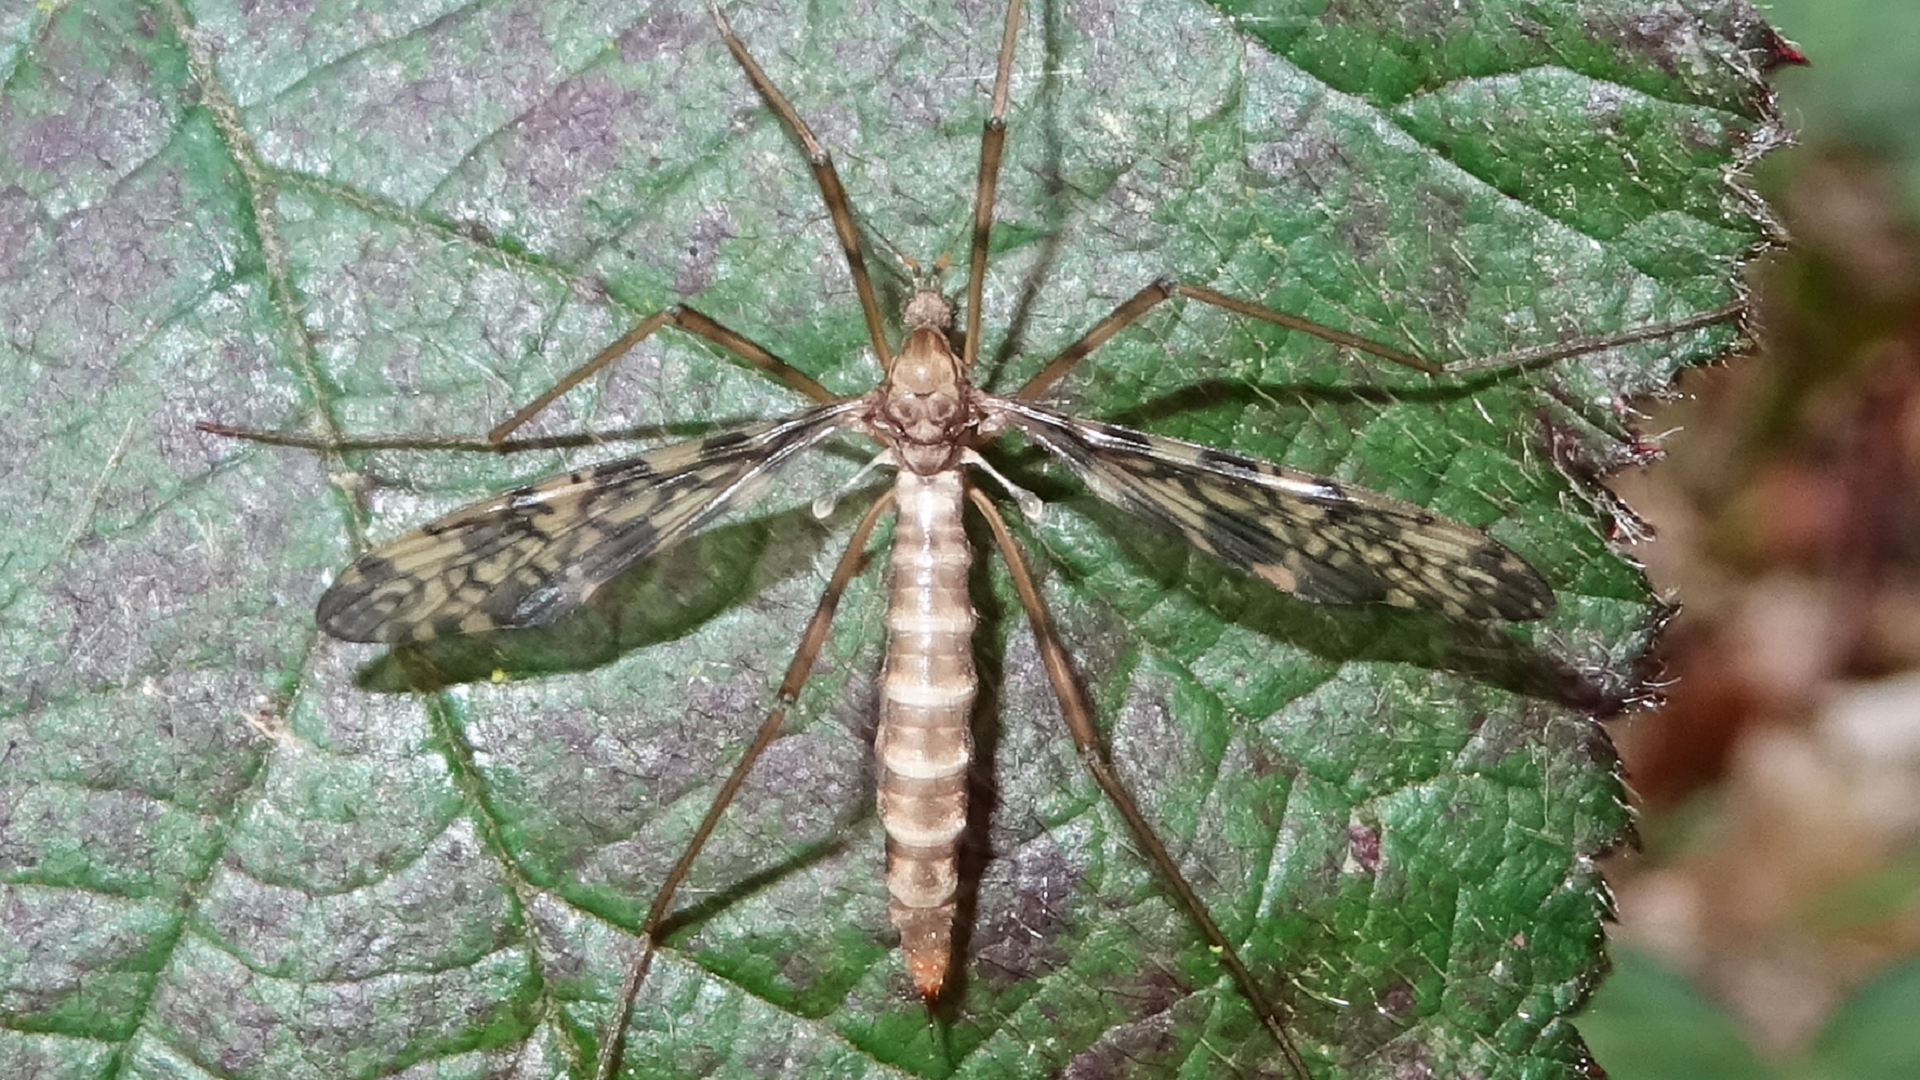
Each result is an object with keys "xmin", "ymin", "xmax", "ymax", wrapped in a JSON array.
[{"xmin": 0, "ymin": 1, "xmax": 1783, "ymax": 1078}]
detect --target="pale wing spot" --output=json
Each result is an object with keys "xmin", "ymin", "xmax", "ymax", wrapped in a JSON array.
[{"xmin": 1248, "ymin": 561, "xmax": 1301, "ymax": 592}]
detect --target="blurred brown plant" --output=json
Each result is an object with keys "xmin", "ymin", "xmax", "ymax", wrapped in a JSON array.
[{"xmin": 1605, "ymin": 148, "xmax": 1920, "ymax": 1056}]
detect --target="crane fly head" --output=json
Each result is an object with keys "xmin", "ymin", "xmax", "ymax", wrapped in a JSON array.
[{"xmin": 903, "ymin": 288, "xmax": 954, "ymax": 335}]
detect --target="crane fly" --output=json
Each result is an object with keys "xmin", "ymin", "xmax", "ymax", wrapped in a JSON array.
[{"xmin": 203, "ymin": 1, "xmax": 1742, "ymax": 1076}]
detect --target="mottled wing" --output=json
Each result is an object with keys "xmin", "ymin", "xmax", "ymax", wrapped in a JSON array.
[
  {"xmin": 991, "ymin": 398, "xmax": 1553, "ymax": 621},
  {"xmin": 318, "ymin": 401, "xmax": 862, "ymax": 643}
]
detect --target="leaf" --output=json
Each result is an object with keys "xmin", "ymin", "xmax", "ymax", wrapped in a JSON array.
[
  {"xmin": 1806, "ymin": 952, "xmax": 1920, "ymax": 1080},
  {"xmin": 1582, "ymin": 949, "xmax": 1920, "ymax": 1080},
  {"xmin": 0, "ymin": 1, "xmax": 1784, "ymax": 1078},
  {"xmin": 1576, "ymin": 949, "xmax": 1778, "ymax": 1080}
]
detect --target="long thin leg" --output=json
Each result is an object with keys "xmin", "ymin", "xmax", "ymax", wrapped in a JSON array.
[
  {"xmin": 1439, "ymin": 299, "xmax": 1744, "ymax": 372},
  {"xmin": 1015, "ymin": 277, "xmax": 1746, "ymax": 402},
  {"xmin": 594, "ymin": 491, "xmax": 893, "ymax": 1080},
  {"xmin": 195, "ymin": 421, "xmax": 647, "ymax": 454},
  {"xmin": 707, "ymin": 1, "xmax": 894, "ymax": 367},
  {"xmin": 966, "ymin": 486, "xmax": 1312, "ymax": 1080},
  {"xmin": 962, "ymin": 0, "xmax": 1025, "ymax": 373},
  {"xmin": 489, "ymin": 304, "xmax": 838, "ymax": 443},
  {"xmin": 203, "ymin": 304, "xmax": 829, "ymax": 451}
]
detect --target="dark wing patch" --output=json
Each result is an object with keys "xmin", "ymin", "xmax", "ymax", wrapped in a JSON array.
[
  {"xmin": 318, "ymin": 401, "xmax": 860, "ymax": 643},
  {"xmin": 989, "ymin": 397, "xmax": 1553, "ymax": 621}
]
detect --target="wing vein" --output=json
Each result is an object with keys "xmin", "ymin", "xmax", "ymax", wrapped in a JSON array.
[
  {"xmin": 987, "ymin": 396, "xmax": 1553, "ymax": 621},
  {"xmin": 317, "ymin": 400, "xmax": 864, "ymax": 642}
]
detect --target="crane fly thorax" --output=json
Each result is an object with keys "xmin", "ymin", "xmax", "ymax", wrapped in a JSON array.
[{"xmin": 860, "ymin": 290, "xmax": 985, "ymax": 475}]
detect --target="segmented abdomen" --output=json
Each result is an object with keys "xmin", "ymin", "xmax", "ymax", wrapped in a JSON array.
[{"xmin": 877, "ymin": 467, "xmax": 975, "ymax": 997}]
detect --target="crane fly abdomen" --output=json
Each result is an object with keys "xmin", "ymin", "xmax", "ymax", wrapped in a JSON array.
[{"xmin": 877, "ymin": 466, "xmax": 976, "ymax": 997}]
